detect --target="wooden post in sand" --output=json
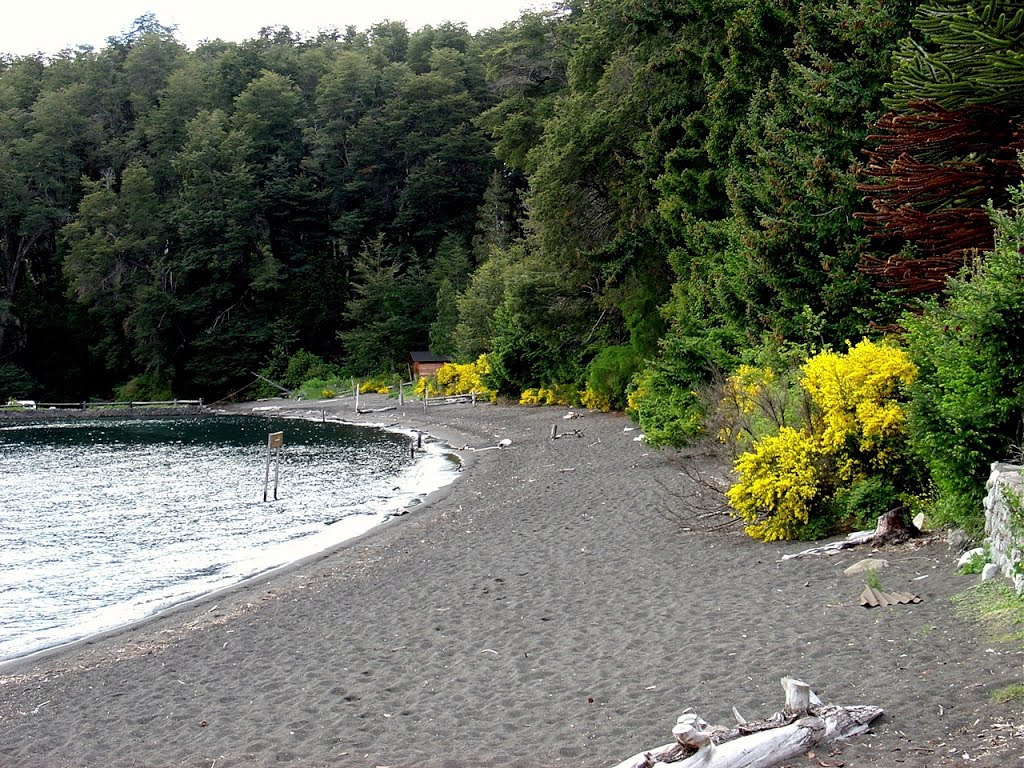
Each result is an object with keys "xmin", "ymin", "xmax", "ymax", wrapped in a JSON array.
[
  {"xmin": 354, "ymin": 382, "xmax": 361, "ymax": 412},
  {"xmin": 263, "ymin": 431, "xmax": 284, "ymax": 501},
  {"xmin": 399, "ymin": 381, "xmax": 405, "ymax": 405}
]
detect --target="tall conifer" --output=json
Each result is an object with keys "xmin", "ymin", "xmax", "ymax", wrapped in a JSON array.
[{"xmin": 858, "ymin": 0, "xmax": 1024, "ymax": 292}]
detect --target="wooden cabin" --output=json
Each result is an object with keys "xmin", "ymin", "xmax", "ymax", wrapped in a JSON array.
[{"xmin": 409, "ymin": 351, "xmax": 451, "ymax": 379}]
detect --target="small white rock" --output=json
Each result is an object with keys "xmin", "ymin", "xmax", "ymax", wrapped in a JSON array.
[
  {"xmin": 957, "ymin": 547, "xmax": 985, "ymax": 569},
  {"xmin": 844, "ymin": 558, "xmax": 888, "ymax": 575},
  {"xmin": 981, "ymin": 563, "xmax": 999, "ymax": 581}
]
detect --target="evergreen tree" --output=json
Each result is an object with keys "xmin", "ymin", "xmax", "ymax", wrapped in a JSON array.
[{"xmin": 858, "ymin": 0, "xmax": 1024, "ymax": 292}]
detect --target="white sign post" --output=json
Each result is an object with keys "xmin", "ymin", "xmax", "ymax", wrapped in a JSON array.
[{"xmin": 263, "ymin": 431, "xmax": 284, "ymax": 501}]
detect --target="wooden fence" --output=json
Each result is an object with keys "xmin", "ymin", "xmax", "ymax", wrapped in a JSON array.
[{"xmin": 3, "ymin": 399, "xmax": 204, "ymax": 411}]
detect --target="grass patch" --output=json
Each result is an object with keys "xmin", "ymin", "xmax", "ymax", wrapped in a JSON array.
[
  {"xmin": 865, "ymin": 568, "xmax": 883, "ymax": 591},
  {"xmin": 991, "ymin": 684, "xmax": 1024, "ymax": 704},
  {"xmin": 951, "ymin": 581, "xmax": 1024, "ymax": 645}
]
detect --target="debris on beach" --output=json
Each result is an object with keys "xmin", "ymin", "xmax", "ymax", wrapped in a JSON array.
[
  {"xmin": 780, "ymin": 508, "xmax": 921, "ymax": 561},
  {"xmin": 458, "ymin": 438, "xmax": 513, "ymax": 452},
  {"xmin": 611, "ymin": 677, "xmax": 881, "ymax": 768},
  {"xmin": 550, "ymin": 423, "xmax": 584, "ymax": 439},
  {"xmin": 859, "ymin": 586, "xmax": 921, "ymax": 608}
]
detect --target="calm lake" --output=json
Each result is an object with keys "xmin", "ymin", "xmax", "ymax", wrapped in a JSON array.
[{"xmin": 0, "ymin": 414, "xmax": 458, "ymax": 661}]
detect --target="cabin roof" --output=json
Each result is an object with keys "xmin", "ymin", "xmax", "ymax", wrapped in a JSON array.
[{"xmin": 409, "ymin": 351, "xmax": 451, "ymax": 363}]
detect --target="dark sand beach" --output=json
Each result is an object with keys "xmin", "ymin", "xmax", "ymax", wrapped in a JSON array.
[{"xmin": 1, "ymin": 396, "xmax": 1021, "ymax": 767}]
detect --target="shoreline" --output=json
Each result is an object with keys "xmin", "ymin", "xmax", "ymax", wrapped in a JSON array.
[
  {"xmin": 0, "ymin": 403, "xmax": 465, "ymax": 669},
  {"xmin": 0, "ymin": 396, "xmax": 1020, "ymax": 766}
]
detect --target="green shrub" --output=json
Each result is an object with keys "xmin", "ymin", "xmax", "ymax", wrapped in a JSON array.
[
  {"xmin": 627, "ymin": 364, "xmax": 707, "ymax": 446},
  {"xmin": 626, "ymin": 319, "xmax": 739, "ymax": 447},
  {"xmin": 903, "ymin": 182, "xmax": 1024, "ymax": 534},
  {"xmin": 831, "ymin": 476, "xmax": 901, "ymax": 532},
  {"xmin": 283, "ymin": 350, "xmax": 339, "ymax": 389},
  {"xmin": 585, "ymin": 345, "xmax": 640, "ymax": 411},
  {"xmin": 295, "ymin": 377, "xmax": 348, "ymax": 401},
  {"xmin": 114, "ymin": 373, "xmax": 173, "ymax": 402},
  {"xmin": 957, "ymin": 548, "xmax": 989, "ymax": 575}
]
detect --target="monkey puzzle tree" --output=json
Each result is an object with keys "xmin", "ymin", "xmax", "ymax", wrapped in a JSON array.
[{"xmin": 858, "ymin": 0, "xmax": 1024, "ymax": 293}]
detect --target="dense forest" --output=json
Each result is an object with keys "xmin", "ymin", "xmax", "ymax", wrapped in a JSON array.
[{"xmin": 3, "ymin": 1, "xmax": 1024, "ymax": 536}]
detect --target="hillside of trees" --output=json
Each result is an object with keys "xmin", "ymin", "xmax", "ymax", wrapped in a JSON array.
[{"xmin": 3, "ymin": 1, "xmax": 1024, "ymax": 535}]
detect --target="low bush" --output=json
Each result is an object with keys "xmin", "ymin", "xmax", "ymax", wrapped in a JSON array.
[
  {"xmin": 726, "ymin": 339, "xmax": 919, "ymax": 541},
  {"xmin": 435, "ymin": 355, "xmax": 495, "ymax": 400},
  {"xmin": 519, "ymin": 384, "xmax": 581, "ymax": 408},
  {"xmin": 626, "ymin": 365, "xmax": 706, "ymax": 446},
  {"xmin": 585, "ymin": 345, "xmax": 640, "ymax": 411},
  {"xmin": 359, "ymin": 372, "xmax": 400, "ymax": 395},
  {"xmin": 294, "ymin": 377, "xmax": 348, "ymax": 401}
]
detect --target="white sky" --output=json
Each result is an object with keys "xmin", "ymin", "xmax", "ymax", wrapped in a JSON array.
[{"xmin": 2, "ymin": 1, "xmax": 551, "ymax": 58}]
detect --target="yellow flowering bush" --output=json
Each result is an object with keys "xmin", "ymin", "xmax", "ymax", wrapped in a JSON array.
[
  {"xmin": 519, "ymin": 388, "xmax": 544, "ymax": 405},
  {"xmin": 414, "ymin": 376, "xmax": 441, "ymax": 398},
  {"xmin": 420, "ymin": 355, "xmax": 496, "ymax": 402},
  {"xmin": 717, "ymin": 365, "xmax": 776, "ymax": 446},
  {"xmin": 435, "ymin": 355, "xmax": 494, "ymax": 399},
  {"xmin": 727, "ymin": 340, "xmax": 918, "ymax": 541},
  {"xmin": 727, "ymin": 427, "xmax": 824, "ymax": 542},
  {"xmin": 801, "ymin": 340, "xmax": 916, "ymax": 460},
  {"xmin": 518, "ymin": 384, "xmax": 580, "ymax": 407},
  {"xmin": 580, "ymin": 385, "xmax": 611, "ymax": 412},
  {"xmin": 359, "ymin": 372, "xmax": 398, "ymax": 395}
]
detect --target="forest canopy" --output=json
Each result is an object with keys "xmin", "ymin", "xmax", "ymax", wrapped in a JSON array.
[{"xmin": 1, "ymin": 3, "xmax": 1021, "ymax": 426}]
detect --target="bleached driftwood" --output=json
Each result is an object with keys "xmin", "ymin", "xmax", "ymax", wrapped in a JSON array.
[
  {"xmin": 779, "ymin": 530, "xmax": 874, "ymax": 560},
  {"xmin": 780, "ymin": 506, "xmax": 920, "ymax": 561},
  {"xmin": 611, "ymin": 677, "xmax": 882, "ymax": 768}
]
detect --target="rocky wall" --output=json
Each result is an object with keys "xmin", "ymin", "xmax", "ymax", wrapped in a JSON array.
[{"xmin": 984, "ymin": 462, "xmax": 1024, "ymax": 594}]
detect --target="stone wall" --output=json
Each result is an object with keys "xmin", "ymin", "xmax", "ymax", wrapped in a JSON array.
[{"xmin": 984, "ymin": 462, "xmax": 1024, "ymax": 594}]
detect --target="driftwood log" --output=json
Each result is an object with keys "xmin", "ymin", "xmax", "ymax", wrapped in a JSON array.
[
  {"xmin": 611, "ymin": 677, "xmax": 882, "ymax": 768},
  {"xmin": 781, "ymin": 507, "xmax": 919, "ymax": 561}
]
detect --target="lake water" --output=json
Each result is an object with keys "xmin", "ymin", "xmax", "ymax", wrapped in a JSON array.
[{"xmin": 0, "ymin": 414, "xmax": 458, "ymax": 662}]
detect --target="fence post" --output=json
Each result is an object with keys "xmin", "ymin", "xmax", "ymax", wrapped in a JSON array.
[
  {"xmin": 399, "ymin": 381, "xmax": 404, "ymax": 405},
  {"xmin": 355, "ymin": 383, "xmax": 360, "ymax": 413}
]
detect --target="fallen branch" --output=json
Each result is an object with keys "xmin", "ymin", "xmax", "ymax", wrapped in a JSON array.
[
  {"xmin": 458, "ymin": 438, "xmax": 514, "ymax": 453},
  {"xmin": 780, "ymin": 507, "xmax": 919, "ymax": 561},
  {"xmin": 611, "ymin": 677, "xmax": 882, "ymax": 768}
]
